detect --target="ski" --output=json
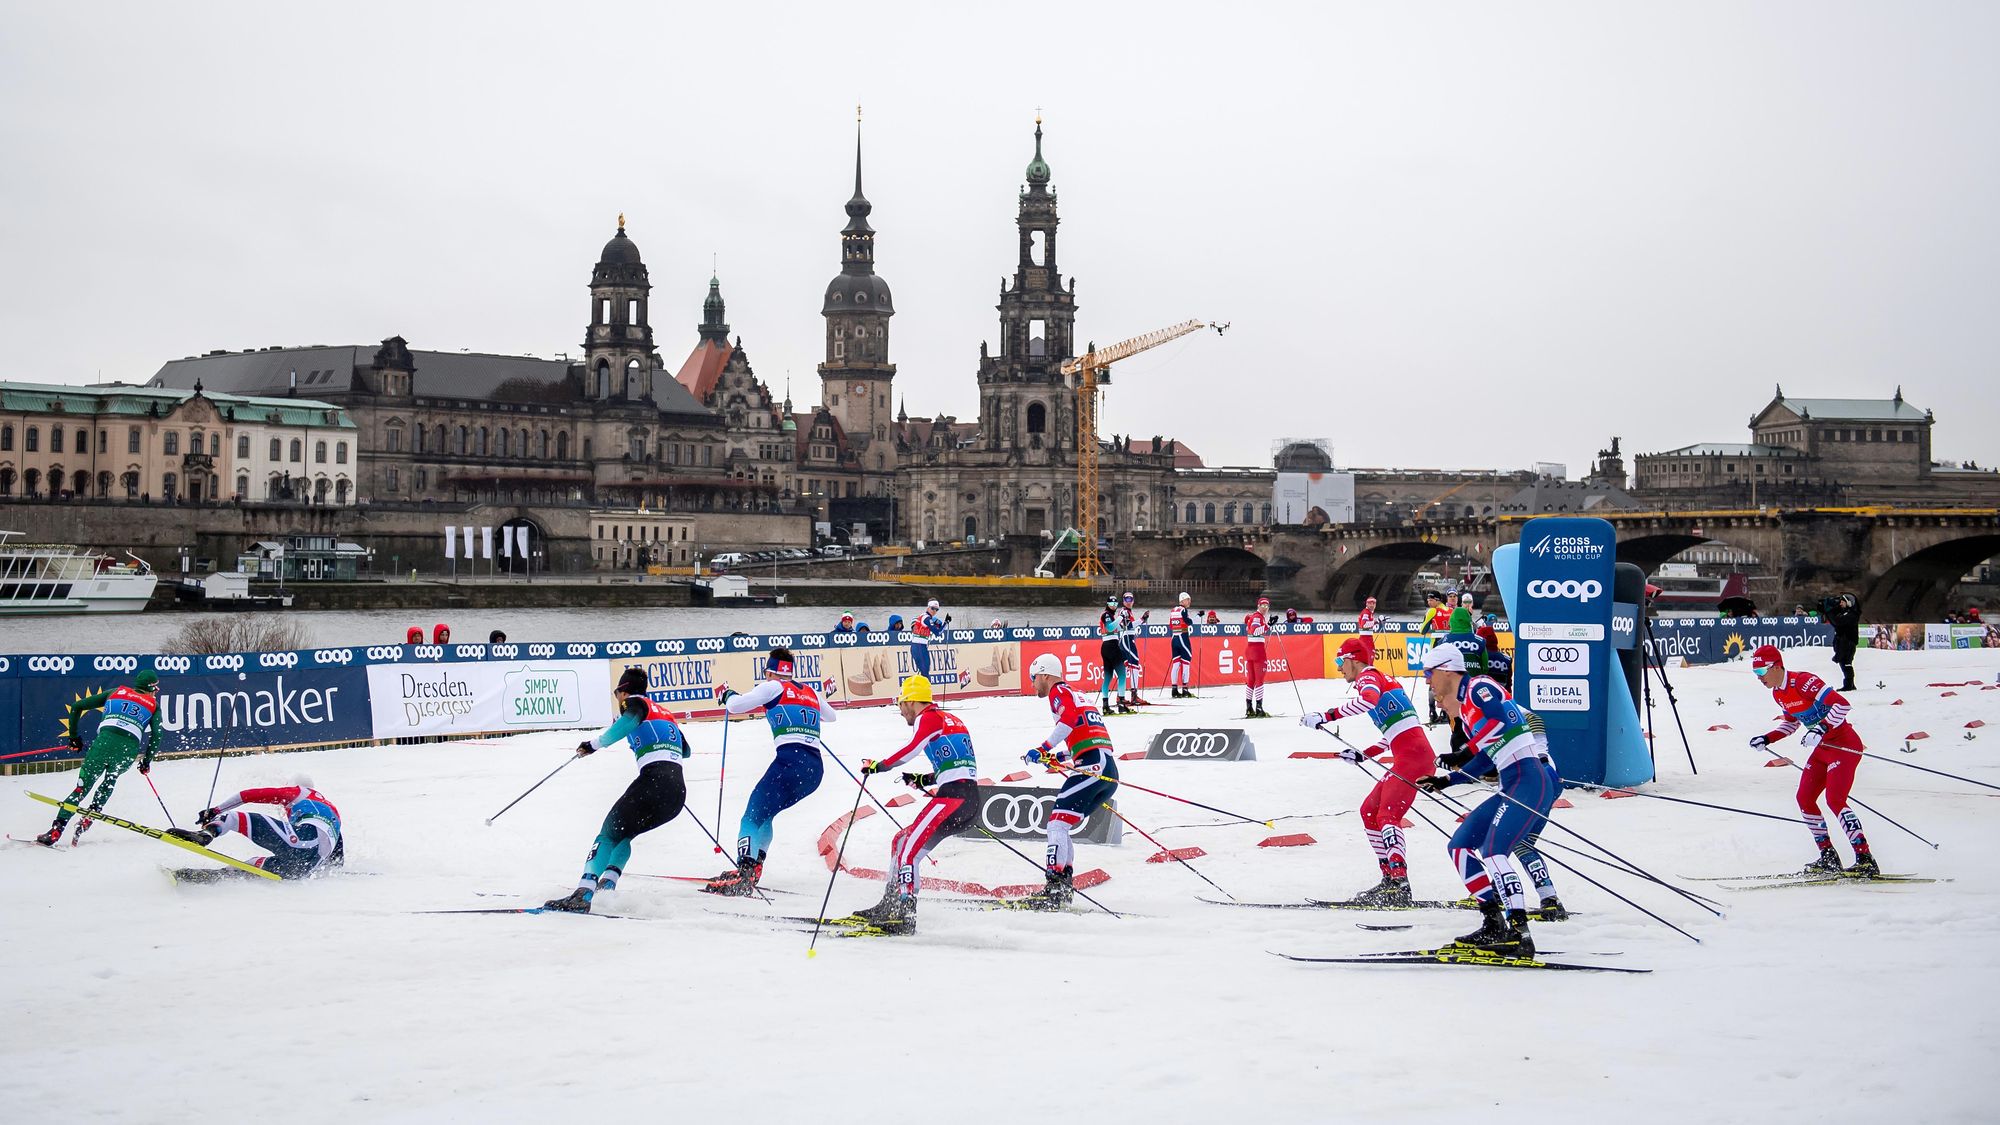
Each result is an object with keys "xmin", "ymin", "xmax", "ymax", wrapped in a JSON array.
[
  {"xmin": 1273, "ymin": 948, "xmax": 1650, "ymax": 974},
  {"xmin": 629, "ymin": 873, "xmax": 803, "ymax": 895},
  {"xmin": 1356, "ymin": 923, "xmax": 1413, "ymax": 931},
  {"xmin": 24, "ymin": 792, "xmax": 279, "ymax": 880},
  {"xmin": 1197, "ymin": 897, "xmax": 1333, "ymax": 910},
  {"xmin": 1730, "ymin": 873, "xmax": 1943, "ymax": 891},
  {"xmin": 5, "ymin": 834, "xmax": 62, "ymax": 848},
  {"xmin": 1685, "ymin": 870, "xmax": 1923, "ymax": 882},
  {"xmin": 412, "ymin": 907, "xmax": 642, "ymax": 920},
  {"xmin": 1307, "ymin": 897, "xmax": 1481, "ymax": 911}
]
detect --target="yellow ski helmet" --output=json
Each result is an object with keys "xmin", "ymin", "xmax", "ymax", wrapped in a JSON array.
[{"xmin": 898, "ymin": 675, "xmax": 934, "ymax": 705}]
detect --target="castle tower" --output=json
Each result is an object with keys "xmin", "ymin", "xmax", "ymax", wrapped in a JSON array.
[
  {"xmin": 976, "ymin": 116, "xmax": 1078, "ymax": 457},
  {"xmin": 583, "ymin": 214, "xmax": 657, "ymax": 401},
  {"xmin": 817, "ymin": 112, "xmax": 896, "ymax": 472}
]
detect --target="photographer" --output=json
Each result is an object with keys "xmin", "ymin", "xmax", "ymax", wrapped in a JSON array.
[{"xmin": 1821, "ymin": 592, "xmax": 1861, "ymax": 692}]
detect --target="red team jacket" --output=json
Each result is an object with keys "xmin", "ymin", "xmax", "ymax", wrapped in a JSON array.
[{"xmin": 1762, "ymin": 670, "xmax": 1862, "ymax": 751}]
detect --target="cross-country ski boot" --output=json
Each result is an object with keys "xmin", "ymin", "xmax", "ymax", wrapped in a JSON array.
[
  {"xmin": 1254, "ymin": 705, "xmax": 1270, "ymax": 718},
  {"xmin": 1846, "ymin": 850, "xmax": 1880, "ymax": 878},
  {"xmin": 1529, "ymin": 897, "xmax": 1570, "ymax": 922},
  {"xmin": 853, "ymin": 890, "xmax": 917, "ymax": 934},
  {"xmin": 1245, "ymin": 702, "xmax": 1256, "ymax": 719},
  {"xmin": 165, "ymin": 827, "xmax": 216, "ymax": 846},
  {"xmin": 33, "ymin": 824, "xmax": 64, "ymax": 847},
  {"xmin": 72, "ymin": 817, "xmax": 93, "ymax": 842},
  {"xmin": 702, "ymin": 857, "xmax": 764, "ymax": 897},
  {"xmin": 1351, "ymin": 875, "xmax": 1413, "ymax": 907},
  {"xmin": 1801, "ymin": 845, "xmax": 1844, "ymax": 875},
  {"xmin": 542, "ymin": 888, "xmax": 593, "ymax": 913},
  {"xmin": 1030, "ymin": 865, "xmax": 1074, "ymax": 910},
  {"xmin": 1452, "ymin": 899, "xmax": 1510, "ymax": 951}
]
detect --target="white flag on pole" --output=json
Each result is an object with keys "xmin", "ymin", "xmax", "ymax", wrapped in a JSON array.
[
  {"xmin": 444, "ymin": 526, "xmax": 456, "ymax": 560},
  {"xmin": 481, "ymin": 527, "xmax": 494, "ymax": 560},
  {"xmin": 517, "ymin": 525, "xmax": 530, "ymax": 560},
  {"xmin": 462, "ymin": 526, "xmax": 475, "ymax": 559},
  {"xmin": 501, "ymin": 528, "xmax": 512, "ymax": 559}
]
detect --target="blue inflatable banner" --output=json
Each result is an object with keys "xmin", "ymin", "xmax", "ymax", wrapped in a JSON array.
[{"xmin": 1508, "ymin": 517, "xmax": 1619, "ymax": 786}]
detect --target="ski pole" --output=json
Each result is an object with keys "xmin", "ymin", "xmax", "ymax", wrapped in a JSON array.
[
  {"xmin": 809, "ymin": 777, "xmax": 871, "ymax": 957},
  {"xmin": 1098, "ymin": 801, "xmax": 1237, "ymax": 901},
  {"xmin": 1567, "ymin": 782, "xmax": 1810, "ymax": 827},
  {"xmin": 1049, "ymin": 760, "xmax": 1274, "ymax": 827},
  {"xmin": 821, "ymin": 750, "xmax": 938, "ymax": 865},
  {"xmin": 679, "ymin": 802, "xmax": 773, "ymax": 905},
  {"xmin": 1329, "ymin": 730, "xmax": 1722, "ymax": 919},
  {"xmin": 713, "ymin": 715, "xmax": 731, "ymax": 855},
  {"xmin": 1348, "ymin": 757, "xmax": 1704, "ymax": 943},
  {"xmin": 1758, "ymin": 747, "xmax": 1939, "ymax": 849},
  {"xmin": 143, "ymin": 771, "xmax": 177, "ymax": 829},
  {"xmin": 1812, "ymin": 744, "xmax": 2000, "ymax": 793},
  {"xmin": 205, "ymin": 745, "xmax": 227, "ymax": 810},
  {"xmin": 485, "ymin": 754, "xmax": 578, "ymax": 825},
  {"xmin": 0, "ymin": 744, "xmax": 68, "ymax": 763},
  {"xmin": 1282, "ymin": 629, "xmax": 1310, "ymax": 716},
  {"xmin": 923, "ymin": 781, "xmax": 1120, "ymax": 917}
]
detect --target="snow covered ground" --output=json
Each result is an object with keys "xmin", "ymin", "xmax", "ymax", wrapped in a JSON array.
[{"xmin": 5, "ymin": 646, "xmax": 1996, "ymax": 1123}]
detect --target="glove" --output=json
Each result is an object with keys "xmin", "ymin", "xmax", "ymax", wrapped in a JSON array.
[
  {"xmin": 576, "ymin": 740, "xmax": 597, "ymax": 757},
  {"xmin": 1415, "ymin": 774, "xmax": 1449, "ymax": 792},
  {"xmin": 859, "ymin": 758, "xmax": 881, "ymax": 776},
  {"xmin": 942, "ymin": 614, "xmax": 952, "ymax": 625},
  {"xmin": 1439, "ymin": 747, "xmax": 1475, "ymax": 771},
  {"xmin": 1024, "ymin": 743, "xmax": 1068, "ymax": 767},
  {"xmin": 138, "ymin": 759, "xmax": 151, "ymax": 775},
  {"xmin": 1140, "ymin": 611, "xmax": 1150, "ymax": 622},
  {"xmin": 714, "ymin": 683, "xmax": 735, "ymax": 705},
  {"xmin": 1336, "ymin": 746, "xmax": 1364, "ymax": 764},
  {"xmin": 1298, "ymin": 711, "xmax": 1327, "ymax": 730},
  {"xmin": 900, "ymin": 771, "xmax": 937, "ymax": 789},
  {"xmin": 196, "ymin": 807, "xmax": 220, "ymax": 824},
  {"xmin": 67, "ymin": 734, "xmax": 84, "ymax": 752},
  {"xmin": 1801, "ymin": 729, "xmax": 1823, "ymax": 751},
  {"xmin": 1747, "ymin": 734, "xmax": 1770, "ymax": 750}
]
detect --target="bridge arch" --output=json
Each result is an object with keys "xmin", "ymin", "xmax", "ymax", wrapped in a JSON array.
[
  {"xmin": 1863, "ymin": 532, "xmax": 2000, "ymax": 620},
  {"xmin": 1320, "ymin": 541, "xmax": 1454, "ymax": 611},
  {"xmin": 1176, "ymin": 546, "xmax": 1266, "ymax": 585}
]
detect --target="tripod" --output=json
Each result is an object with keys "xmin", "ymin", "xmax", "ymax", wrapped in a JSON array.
[{"xmin": 1639, "ymin": 614, "xmax": 1698, "ymax": 775}]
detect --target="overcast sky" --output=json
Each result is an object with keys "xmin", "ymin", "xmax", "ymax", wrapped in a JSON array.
[{"xmin": 3, "ymin": 2, "xmax": 1994, "ymax": 473}]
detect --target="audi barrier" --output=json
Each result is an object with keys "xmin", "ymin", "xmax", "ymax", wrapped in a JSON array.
[
  {"xmin": 962, "ymin": 785, "xmax": 1121, "ymax": 845},
  {"xmin": 1144, "ymin": 728, "xmax": 1258, "ymax": 762}
]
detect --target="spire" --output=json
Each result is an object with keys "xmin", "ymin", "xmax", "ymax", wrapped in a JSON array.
[
  {"xmin": 784, "ymin": 370, "xmax": 794, "ymax": 413},
  {"xmin": 1025, "ymin": 111, "xmax": 1051, "ymax": 187},
  {"xmin": 698, "ymin": 273, "xmax": 730, "ymax": 344},
  {"xmin": 844, "ymin": 106, "xmax": 873, "ymax": 234}
]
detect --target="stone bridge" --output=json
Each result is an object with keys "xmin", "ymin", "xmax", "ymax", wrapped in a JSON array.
[{"xmin": 1119, "ymin": 508, "xmax": 2000, "ymax": 620}]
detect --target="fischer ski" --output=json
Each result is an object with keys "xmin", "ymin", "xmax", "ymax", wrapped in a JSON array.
[
  {"xmin": 626, "ymin": 873, "xmax": 801, "ymax": 894},
  {"xmin": 25, "ymin": 793, "xmax": 278, "ymax": 880},
  {"xmin": 1730, "ymin": 873, "xmax": 1943, "ymax": 891},
  {"xmin": 1273, "ymin": 948, "xmax": 1650, "ymax": 974},
  {"xmin": 1307, "ymin": 897, "xmax": 1481, "ymax": 911},
  {"xmin": 412, "ymin": 907, "xmax": 641, "ymax": 920}
]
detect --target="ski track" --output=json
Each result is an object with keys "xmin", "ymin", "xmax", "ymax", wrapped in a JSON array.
[{"xmin": 3, "ymin": 646, "xmax": 1995, "ymax": 1122}]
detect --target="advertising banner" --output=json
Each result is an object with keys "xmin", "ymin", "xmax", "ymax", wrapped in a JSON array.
[
  {"xmin": 962, "ymin": 783, "xmax": 1121, "ymax": 845},
  {"xmin": 1144, "ymin": 728, "xmax": 1258, "ymax": 762},
  {"xmin": 18, "ymin": 659, "xmax": 374, "ymax": 759},
  {"xmin": 366, "ymin": 660, "xmax": 612, "ymax": 739},
  {"xmin": 1512, "ymin": 517, "xmax": 1618, "ymax": 785},
  {"xmin": 1642, "ymin": 617, "xmax": 1835, "ymax": 666}
]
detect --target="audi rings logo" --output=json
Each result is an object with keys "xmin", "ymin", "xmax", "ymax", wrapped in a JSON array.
[
  {"xmin": 312, "ymin": 648, "xmax": 355, "ymax": 665},
  {"xmin": 605, "ymin": 642, "xmax": 641, "ymax": 657},
  {"xmin": 26, "ymin": 656, "xmax": 75, "ymax": 674},
  {"xmin": 205, "ymin": 654, "xmax": 245, "ymax": 672},
  {"xmin": 365, "ymin": 646, "xmax": 405, "ymax": 662},
  {"xmin": 1540, "ymin": 645, "xmax": 1583, "ymax": 662},
  {"xmin": 93, "ymin": 656, "xmax": 139, "ymax": 674},
  {"xmin": 154, "ymin": 655, "xmax": 193, "ymax": 674},
  {"xmin": 258, "ymin": 652, "xmax": 300, "ymax": 669},
  {"xmin": 1525, "ymin": 579, "xmax": 1603, "ymax": 601},
  {"xmin": 1157, "ymin": 732, "xmax": 1231, "ymax": 758},
  {"xmin": 980, "ymin": 793, "xmax": 1056, "ymax": 834}
]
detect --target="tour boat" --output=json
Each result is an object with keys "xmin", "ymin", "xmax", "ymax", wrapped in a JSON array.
[{"xmin": 0, "ymin": 531, "xmax": 158, "ymax": 615}]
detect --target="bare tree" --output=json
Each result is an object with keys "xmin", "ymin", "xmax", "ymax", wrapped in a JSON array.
[{"xmin": 162, "ymin": 615, "xmax": 311, "ymax": 655}]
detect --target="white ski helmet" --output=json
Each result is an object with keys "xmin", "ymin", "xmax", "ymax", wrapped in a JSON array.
[{"xmin": 1029, "ymin": 653, "xmax": 1063, "ymax": 680}]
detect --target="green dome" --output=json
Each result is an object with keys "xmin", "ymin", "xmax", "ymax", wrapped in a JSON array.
[{"xmin": 1025, "ymin": 121, "xmax": 1051, "ymax": 185}]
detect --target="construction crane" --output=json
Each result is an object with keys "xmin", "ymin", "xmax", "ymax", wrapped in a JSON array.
[{"xmin": 1060, "ymin": 319, "xmax": 1227, "ymax": 578}]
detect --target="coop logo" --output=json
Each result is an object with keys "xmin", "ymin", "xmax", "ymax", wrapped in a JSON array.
[
  {"xmin": 830, "ymin": 633, "xmax": 857, "ymax": 647},
  {"xmin": 258, "ymin": 652, "xmax": 299, "ymax": 669},
  {"xmin": 656, "ymin": 641, "xmax": 686, "ymax": 655},
  {"xmin": 1527, "ymin": 534, "xmax": 1607, "ymax": 562},
  {"xmin": 799, "ymin": 635, "xmax": 825, "ymax": 648},
  {"xmin": 312, "ymin": 649, "xmax": 355, "ymax": 665},
  {"xmin": 154, "ymin": 655, "xmax": 193, "ymax": 674},
  {"xmin": 604, "ymin": 642, "xmax": 640, "ymax": 657},
  {"xmin": 1525, "ymin": 579, "xmax": 1603, "ymax": 602},
  {"xmin": 729, "ymin": 635, "xmax": 759, "ymax": 650},
  {"xmin": 410, "ymin": 645, "xmax": 444, "ymax": 661},
  {"xmin": 0, "ymin": 657, "xmax": 10, "ymax": 673},
  {"xmin": 204, "ymin": 654, "xmax": 245, "ymax": 672},
  {"xmin": 565, "ymin": 643, "xmax": 598, "ymax": 658},
  {"xmin": 695, "ymin": 638, "xmax": 726, "ymax": 653},
  {"xmin": 93, "ymin": 656, "xmax": 138, "ymax": 674},
  {"xmin": 26, "ymin": 656, "xmax": 74, "ymax": 674},
  {"xmin": 455, "ymin": 645, "xmax": 484, "ymax": 659},
  {"xmin": 980, "ymin": 792, "xmax": 1056, "ymax": 834},
  {"xmin": 487, "ymin": 645, "xmax": 518, "ymax": 660},
  {"xmin": 364, "ymin": 646, "xmax": 404, "ymax": 662},
  {"xmin": 527, "ymin": 644, "xmax": 556, "ymax": 658}
]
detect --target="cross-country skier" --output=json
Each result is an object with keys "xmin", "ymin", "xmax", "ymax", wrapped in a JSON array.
[
  {"xmin": 1243, "ymin": 595, "xmax": 1275, "ymax": 717},
  {"xmin": 705, "ymin": 647, "xmax": 837, "ymax": 895},
  {"xmin": 1301, "ymin": 637, "xmax": 1436, "ymax": 904},
  {"xmin": 1118, "ymin": 591, "xmax": 1148, "ymax": 707},
  {"xmin": 1168, "ymin": 592, "xmax": 1199, "ymax": 698},
  {"xmin": 1420, "ymin": 592, "xmax": 1450, "ymax": 634},
  {"xmin": 1748, "ymin": 644, "xmax": 1878, "ymax": 876},
  {"xmin": 167, "ymin": 778, "xmax": 344, "ymax": 880},
  {"xmin": 1414, "ymin": 644, "xmax": 1560, "ymax": 956},
  {"xmin": 538, "ymin": 667, "xmax": 689, "ymax": 912},
  {"xmin": 1023, "ymin": 653, "xmax": 1119, "ymax": 908},
  {"xmin": 1097, "ymin": 596, "xmax": 1130, "ymax": 714},
  {"xmin": 35, "ymin": 668, "xmax": 163, "ymax": 846},
  {"xmin": 1356, "ymin": 596, "xmax": 1380, "ymax": 634},
  {"xmin": 908, "ymin": 599, "xmax": 950, "ymax": 681},
  {"xmin": 847, "ymin": 675, "xmax": 980, "ymax": 934}
]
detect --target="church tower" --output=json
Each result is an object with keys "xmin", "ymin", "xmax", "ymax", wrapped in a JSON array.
[
  {"xmin": 583, "ymin": 214, "xmax": 658, "ymax": 401},
  {"xmin": 817, "ymin": 112, "xmax": 896, "ymax": 473},
  {"xmin": 977, "ymin": 116, "xmax": 1078, "ymax": 459}
]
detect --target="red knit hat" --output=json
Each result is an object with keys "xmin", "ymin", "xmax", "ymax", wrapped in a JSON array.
[
  {"xmin": 1751, "ymin": 644, "xmax": 1784, "ymax": 671},
  {"xmin": 1338, "ymin": 636, "xmax": 1374, "ymax": 665}
]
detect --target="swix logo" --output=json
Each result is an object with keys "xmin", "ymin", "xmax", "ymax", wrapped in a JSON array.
[
  {"xmin": 93, "ymin": 656, "xmax": 138, "ymax": 674},
  {"xmin": 258, "ymin": 652, "xmax": 299, "ymax": 669},
  {"xmin": 364, "ymin": 646, "xmax": 405, "ymax": 662},
  {"xmin": 1526, "ymin": 579, "xmax": 1603, "ymax": 602},
  {"xmin": 204, "ymin": 654, "xmax": 245, "ymax": 672},
  {"xmin": 312, "ymin": 649, "xmax": 355, "ymax": 665}
]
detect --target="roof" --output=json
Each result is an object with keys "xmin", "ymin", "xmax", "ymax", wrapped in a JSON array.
[
  {"xmin": 150, "ymin": 345, "xmax": 710, "ymax": 417},
  {"xmin": 674, "ymin": 339, "xmax": 732, "ymax": 403},
  {"xmin": 1118, "ymin": 436, "xmax": 1204, "ymax": 468},
  {"xmin": 1758, "ymin": 394, "xmax": 1930, "ymax": 425},
  {"xmin": 1497, "ymin": 478, "xmax": 1641, "ymax": 514},
  {"xmin": 1644, "ymin": 442, "xmax": 1809, "ymax": 458},
  {"xmin": 0, "ymin": 380, "xmax": 353, "ymax": 428}
]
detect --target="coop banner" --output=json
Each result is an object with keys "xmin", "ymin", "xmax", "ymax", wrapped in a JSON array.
[
  {"xmin": 366, "ymin": 659, "xmax": 612, "ymax": 738},
  {"xmin": 13, "ymin": 655, "xmax": 374, "ymax": 761}
]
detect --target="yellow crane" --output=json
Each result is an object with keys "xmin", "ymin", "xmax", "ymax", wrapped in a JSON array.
[{"xmin": 1061, "ymin": 319, "xmax": 1227, "ymax": 577}]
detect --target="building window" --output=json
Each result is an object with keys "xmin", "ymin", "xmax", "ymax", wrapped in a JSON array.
[
  {"xmin": 557, "ymin": 432, "xmax": 570, "ymax": 460},
  {"xmin": 123, "ymin": 471, "xmax": 139, "ymax": 499},
  {"xmin": 235, "ymin": 473, "xmax": 249, "ymax": 498},
  {"xmin": 387, "ymin": 468, "xmax": 399, "ymax": 493},
  {"xmin": 315, "ymin": 440, "xmax": 328, "ymax": 464},
  {"xmin": 163, "ymin": 472, "xmax": 178, "ymax": 500},
  {"xmin": 80, "ymin": 429, "xmax": 91, "ymax": 454},
  {"xmin": 210, "ymin": 433, "xmax": 220, "ymax": 455},
  {"xmin": 415, "ymin": 469, "xmax": 428, "ymax": 491},
  {"xmin": 1223, "ymin": 503, "xmax": 1236, "ymax": 524},
  {"xmin": 498, "ymin": 429, "xmax": 509, "ymax": 457},
  {"xmin": 455, "ymin": 427, "xmax": 467, "ymax": 455},
  {"xmin": 51, "ymin": 427, "xmax": 65, "ymax": 454},
  {"xmin": 238, "ymin": 434, "xmax": 250, "ymax": 458},
  {"xmin": 833, "ymin": 341, "xmax": 845, "ymax": 359},
  {"xmin": 336, "ymin": 479, "xmax": 349, "ymax": 504},
  {"xmin": 163, "ymin": 431, "xmax": 177, "ymax": 456},
  {"xmin": 1204, "ymin": 503, "xmax": 1216, "ymax": 523},
  {"xmin": 1027, "ymin": 402, "xmax": 1047, "ymax": 434},
  {"xmin": 387, "ymin": 427, "xmax": 404, "ymax": 453},
  {"xmin": 1262, "ymin": 503, "xmax": 1272, "ymax": 524},
  {"xmin": 337, "ymin": 441, "xmax": 349, "ymax": 464},
  {"xmin": 478, "ymin": 428, "xmax": 489, "ymax": 456},
  {"xmin": 0, "ymin": 424, "xmax": 10, "ymax": 451},
  {"xmin": 290, "ymin": 439, "xmax": 303, "ymax": 462}
]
